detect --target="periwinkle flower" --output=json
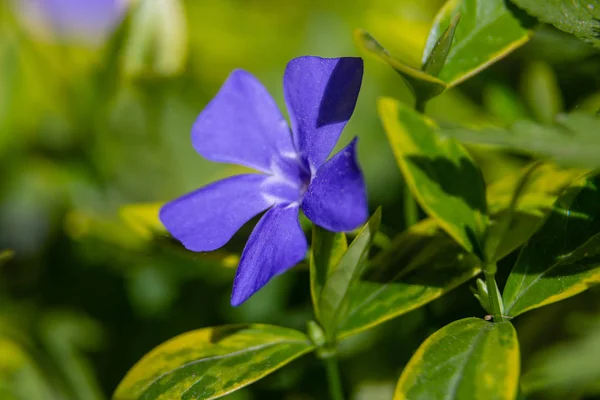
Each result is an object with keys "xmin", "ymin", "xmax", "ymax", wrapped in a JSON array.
[
  {"xmin": 160, "ymin": 56, "xmax": 368, "ymax": 306},
  {"xmin": 13, "ymin": 0, "xmax": 128, "ymax": 44}
]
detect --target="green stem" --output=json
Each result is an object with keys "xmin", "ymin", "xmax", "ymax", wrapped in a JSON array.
[
  {"xmin": 484, "ymin": 264, "xmax": 505, "ymax": 322},
  {"xmin": 404, "ymin": 187, "xmax": 418, "ymax": 228},
  {"xmin": 324, "ymin": 357, "xmax": 344, "ymax": 400}
]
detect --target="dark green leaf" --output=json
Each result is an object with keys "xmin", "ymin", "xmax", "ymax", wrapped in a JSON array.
[
  {"xmin": 510, "ymin": 0, "xmax": 600, "ymax": 49},
  {"xmin": 114, "ymin": 324, "xmax": 314, "ymax": 400},
  {"xmin": 318, "ymin": 209, "xmax": 381, "ymax": 341},
  {"xmin": 423, "ymin": 0, "xmax": 533, "ymax": 86},
  {"xmin": 309, "ymin": 225, "xmax": 347, "ymax": 323},
  {"xmin": 338, "ymin": 219, "xmax": 481, "ymax": 338},
  {"xmin": 378, "ymin": 97, "xmax": 488, "ymax": 258},
  {"xmin": 354, "ymin": 29, "xmax": 446, "ymax": 103},
  {"xmin": 394, "ymin": 318, "xmax": 520, "ymax": 400},
  {"xmin": 503, "ymin": 175, "xmax": 600, "ymax": 317},
  {"xmin": 443, "ymin": 113, "xmax": 600, "ymax": 169}
]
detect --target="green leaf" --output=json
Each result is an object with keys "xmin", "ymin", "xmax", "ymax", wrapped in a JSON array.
[
  {"xmin": 318, "ymin": 209, "xmax": 381, "ymax": 341},
  {"xmin": 394, "ymin": 318, "xmax": 520, "ymax": 400},
  {"xmin": 423, "ymin": 0, "xmax": 533, "ymax": 86},
  {"xmin": 354, "ymin": 29, "xmax": 447, "ymax": 103},
  {"xmin": 422, "ymin": 13, "xmax": 461, "ymax": 77},
  {"xmin": 521, "ymin": 61, "xmax": 563, "ymax": 124},
  {"xmin": 510, "ymin": 0, "xmax": 600, "ymax": 49},
  {"xmin": 309, "ymin": 226, "xmax": 347, "ymax": 323},
  {"xmin": 503, "ymin": 175, "xmax": 600, "ymax": 317},
  {"xmin": 338, "ymin": 219, "xmax": 481, "ymax": 338},
  {"xmin": 114, "ymin": 324, "xmax": 313, "ymax": 400},
  {"xmin": 443, "ymin": 113, "xmax": 600, "ymax": 169},
  {"xmin": 378, "ymin": 97, "xmax": 488, "ymax": 258}
]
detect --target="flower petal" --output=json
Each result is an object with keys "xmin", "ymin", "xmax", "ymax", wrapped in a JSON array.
[
  {"xmin": 192, "ymin": 69, "xmax": 297, "ymax": 173},
  {"xmin": 231, "ymin": 204, "xmax": 307, "ymax": 306},
  {"xmin": 301, "ymin": 138, "xmax": 368, "ymax": 232},
  {"xmin": 159, "ymin": 174, "xmax": 275, "ymax": 252},
  {"xmin": 284, "ymin": 56, "xmax": 363, "ymax": 169}
]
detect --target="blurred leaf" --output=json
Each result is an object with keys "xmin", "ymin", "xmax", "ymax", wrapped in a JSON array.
[
  {"xmin": 338, "ymin": 219, "xmax": 481, "ymax": 338},
  {"xmin": 319, "ymin": 209, "xmax": 381, "ymax": 341},
  {"xmin": 309, "ymin": 225, "xmax": 347, "ymax": 323},
  {"xmin": 0, "ymin": 249, "xmax": 14, "ymax": 266},
  {"xmin": 378, "ymin": 97, "xmax": 488, "ymax": 258},
  {"xmin": 354, "ymin": 30, "xmax": 446, "ymax": 103},
  {"xmin": 510, "ymin": 0, "xmax": 600, "ymax": 49},
  {"xmin": 422, "ymin": 13, "xmax": 461, "ymax": 77},
  {"xmin": 521, "ymin": 61, "xmax": 563, "ymax": 124},
  {"xmin": 483, "ymin": 83, "xmax": 529, "ymax": 126},
  {"xmin": 114, "ymin": 324, "xmax": 313, "ymax": 400},
  {"xmin": 40, "ymin": 312, "xmax": 105, "ymax": 400},
  {"xmin": 119, "ymin": 202, "xmax": 166, "ymax": 240},
  {"xmin": 443, "ymin": 113, "xmax": 600, "ymax": 169},
  {"xmin": 503, "ymin": 175, "xmax": 600, "ymax": 317},
  {"xmin": 122, "ymin": 0, "xmax": 188, "ymax": 78},
  {"xmin": 423, "ymin": 0, "xmax": 532, "ymax": 86},
  {"xmin": 521, "ymin": 317, "xmax": 600, "ymax": 395},
  {"xmin": 394, "ymin": 318, "xmax": 520, "ymax": 400}
]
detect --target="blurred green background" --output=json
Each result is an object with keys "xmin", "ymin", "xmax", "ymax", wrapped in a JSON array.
[{"xmin": 1, "ymin": 0, "xmax": 599, "ymax": 399}]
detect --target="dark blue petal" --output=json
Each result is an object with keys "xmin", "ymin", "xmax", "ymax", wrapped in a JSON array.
[
  {"xmin": 192, "ymin": 69, "xmax": 298, "ymax": 174},
  {"xmin": 159, "ymin": 174, "xmax": 275, "ymax": 252},
  {"xmin": 284, "ymin": 56, "xmax": 363, "ymax": 170},
  {"xmin": 301, "ymin": 138, "xmax": 368, "ymax": 232},
  {"xmin": 231, "ymin": 204, "xmax": 307, "ymax": 306}
]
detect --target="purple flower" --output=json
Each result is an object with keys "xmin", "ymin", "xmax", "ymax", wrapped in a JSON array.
[
  {"xmin": 13, "ymin": 0, "xmax": 127, "ymax": 44},
  {"xmin": 160, "ymin": 56, "xmax": 368, "ymax": 306}
]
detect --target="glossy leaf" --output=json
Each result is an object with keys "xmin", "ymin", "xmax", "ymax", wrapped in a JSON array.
[
  {"xmin": 394, "ymin": 318, "xmax": 520, "ymax": 400},
  {"xmin": 444, "ymin": 113, "xmax": 600, "ymax": 169},
  {"xmin": 423, "ymin": 0, "xmax": 532, "ymax": 86},
  {"xmin": 503, "ymin": 175, "xmax": 600, "ymax": 317},
  {"xmin": 354, "ymin": 29, "xmax": 446, "ymax": 103},
  {"xmin": 510, "ymin": 0, "xmax": 600, "ymax": 49},
  {"xmin": 338, "ymin": 219, "xmax": 481, "ymax": 338},
  {"xmin": 318, "ymin": 209, "xmax": 381, "ymax": 341},
  {"xmin": 114, "ymin": 324, "xmax": 314, "ymax": 400},
  {"xmin": 310, "ymin": 225, "xmax": 347, "ymax": 322},
  {"xmin": 422, "ymin": 13, "xmax": 461, "ymax": 77},
  {"xmin": 378, "ymin": 97, "xmax": 488, "ymax": 258}
]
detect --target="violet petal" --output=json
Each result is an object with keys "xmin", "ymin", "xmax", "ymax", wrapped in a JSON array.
[
  {"xmin": 301, "ymin": 138, "xmax": 368, "ymax": 232},
  {"xmin": 231, "ymin": 204, "xmax": 307, "ymax": 306},
  {"xmin": 283, "ymin": 56, "xmax": 363, "ymax": 170},
  {"xmin": 192, "ymin": 69, "xmax": 297, "ymax": 174}
]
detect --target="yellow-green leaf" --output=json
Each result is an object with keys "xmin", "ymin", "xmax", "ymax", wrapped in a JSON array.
[
  {"xmin": 119, "ymin": 202, "xmax": 166, "ymax": 240},
  {"xmin": 443, "ymin": 113, "xmax": 600, "ymax": 170},
  {"xmin": 422, "ymin": 13, "xmax": 461, "ymax": 77},
  {"xmin": 378, "ymin": 97, "xmax": 488, "ymax": 258},
  {"xmin": 338, "ymin": 219, "xmax": 481, "ymax": 338},
  {"xmin": 309, "ymin": 225, "xmax": 347, "ymax": 323},
  {"xmin": 114, "ymin": 324, "xmax": 314, "ymax": 400},
  {"xmin": 503, "ymin": 175, "xmax": 600, "ymax": 317},
  {"xmin": 318, "ymin": 209, "xmax": 381, "ymax": 341},
  {"xmin": 394, "ymin": 318, "xmax": 520, "ymax": 400},
  {"xmin": 354, "ymin": 29, "xmax": 446, "ymax": 103},
  {"xmin": 423, "ymin": 0, "xmax": 533, "ymax": 87}
]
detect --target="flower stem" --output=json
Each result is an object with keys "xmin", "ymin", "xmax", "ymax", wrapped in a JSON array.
[
  {"xmin": 483, "ymin": 262, "xmax": 505, "ymax": 322},
  {"xmin": 324, "ymin": 356, "xmax": 344, "ymax": 400}
]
